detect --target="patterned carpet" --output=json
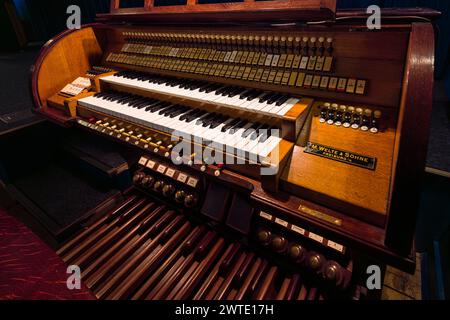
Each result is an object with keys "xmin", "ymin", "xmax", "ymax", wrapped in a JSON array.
[{"xmin": 0, "ymin": 208, "xmax": 94, "ymax": 300}]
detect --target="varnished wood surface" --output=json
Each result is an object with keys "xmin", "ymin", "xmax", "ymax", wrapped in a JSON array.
[
  {"xmin": 385, "ymin": 23, "xmax": 435, "ymax": 254},
  {"xmin": 102, "ymin": 0, "xmax": 336, "ymax": 23},
  {"xmin": 281, "ymin": 104, "xmax": 398, "ymax": 226},
  {"xmin": 337, "ymin": 7, "xmax": 441, "ymax": 19},
  {"xmin": 35, "ymin": 27, "xmax": 102, "ymax": 108}
]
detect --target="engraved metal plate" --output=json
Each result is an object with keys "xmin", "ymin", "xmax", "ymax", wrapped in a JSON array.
[
  {"xmin": 298, "ymin": 205, "xmax": 342, "ymax": 226},
  {"xmin": 304, "ymin": 142, "xmax": 377, "ymax": 170}
]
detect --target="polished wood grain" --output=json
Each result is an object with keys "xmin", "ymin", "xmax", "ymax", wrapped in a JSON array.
[
  {"xmin": 281, "ymin": 103, "xmax": 398, "ymax": 226},
  {"xmin": 35, "ymin": 27, "xmax": 102, "ymax": 109},
  {"xmin": 30, "ymin": 25, "xmax": 104, "ymax": 125},
  {"xmin": 385, "ymin": 23, "xmax": 435, "ymax": 254},
  {"xmin": 103, "ymin": 0, "xmax": 336, "ymax": 23},
  {"xmin": 337, "ymin": 8, "xmax": 441, "ymax": 19},
  {"xmin": 47, "ymin": 91, "xmax": 94, "ymax": 117}
]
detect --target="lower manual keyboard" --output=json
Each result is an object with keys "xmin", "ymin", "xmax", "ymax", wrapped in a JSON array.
[{"xmin": 78, "ymin": 92, "xmax": 283, "ymax": 162}]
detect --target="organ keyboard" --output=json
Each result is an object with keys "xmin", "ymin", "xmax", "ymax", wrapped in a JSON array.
[{"xmin": 31, "ymin": 0, "xmax": 437, "ymax": 300}]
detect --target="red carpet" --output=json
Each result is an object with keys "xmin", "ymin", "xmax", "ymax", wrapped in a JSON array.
[{"xmin": 0, "ymin": 208, "xmax": 95, "ymax": 300}]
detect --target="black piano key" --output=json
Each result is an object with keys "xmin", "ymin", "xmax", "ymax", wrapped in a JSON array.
[
  {"xmin": 190, "ymin": 111, "xmax": 208, "ymax": 123},
  {"xmin": 215, "ymin": 86, "xmax": 229, "ymax": 95},
  {"xmin": 205, "ymin": 84, "xmax": 222, "ymax": 94},
  {"xmin": 130, "ymin": 98, "xmax": 148, "ymax": 107},
  {"xmin": 158, "ymin": 104, "xmax": 177, "ymax": 115},
  {"xmin": 238, "ymin": 89, "xmax": 253, "ymax": 100},
  {"xmin": 179, "ymin": 109, "xmax": 199, "ymax": 121},
  {"xmin": 149, "ymin": 101, "xmax": 171, "ymax": 113},
  {"xmin": 220, "ymin": 86, "xmax": 234, "ymax": 96},
  {"xmin": 118, "ymin": 95, "xmax": 136, "ymax": 104},
  {"xmin": 229, "ymin": 120, "xmax": 248, "ymax": 134},
  {"xmin": 275, "ymin": 95, "xmax": 291, "ymax": 106},
  {"xmin": 250, "ymin": 124, "xmax": 269, "ymax": 140},
  {"xmin": 222, "ymin": 118, "xmax": 241, "ymax": 132},
  {"xmin": 106, "ymin": 93, "xmax": 124, "ymax": 102},
  {"xmin": 166, "ymin": 105, "xmax": 184, "ymax": 117},
  {"xmin": 202, "ymin": 113, "xmax": 221, "ymax": 128},
  {"xmin": 259, "ymin": 127, "xmax": 277, "ymax": 143},
  {"xmin": 196, "ymin": 112, "xmax": 215, "ymax": 126},
  {"xmin": 267, "ymin": 94, "xmax": 283, "ymax": 105},
  {"xmin": 210, "ymin": 115, "xmax": 229, "ymax": 129},
  {"xmin": 243, "ymin": 123, "xmax": 262, "ymax": 138},
  {"xmin": 259, "ymin": 92, "xmax": 275, "ymax": 103},
  {"xmin": 247, "ymin": 91, "xmax": 262, "ymax": 101},
  {"xmin": 171, "ymin": 106, "xmax": 190, "ymax": 118},
  {"xmin": 198, "ymin": 83, "xmax": 214, "ymax": 93}
]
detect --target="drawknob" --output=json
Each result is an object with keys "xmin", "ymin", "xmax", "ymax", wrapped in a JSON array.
[
  {"xmin": 257, "ymin": 229, "xmax": 271, "ymax": 245},
  {"xmin": 309, "ymin": 253, "xmax": 325, "ymax": 271},
  {"xmin": 324, "ymin": 262, "xmax": 342, "ymax": 283},
  {"xmin": 270, "ymin": 236, "xmax": 287, "ymax": 252},
  {"xmin": 184, "ymin": 194, "xmax": 198, "ymax": 208},
  {"xmin": 288, "ymin": 244, "xmax": 306, "ymax": 262},
  {"xmin": 153, "ymin": 180, "xmax": 165, "ymax": 192},
  {"xmin": 162, "ymin": 184, "xmax": 175, "ymax": 197},
  {"xmin": 141, "ymin": 175, "xmax": 155, "ymax": 188},
  {"xmin": 175, "ymin": 190, "xmax": 186, "ymax": 204},
  {"xmin": 133, "ymin": 172, "xmax": 145, "ymax": 184}
]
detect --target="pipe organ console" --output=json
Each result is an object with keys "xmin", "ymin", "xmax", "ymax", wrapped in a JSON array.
[{"xmin": 30, "ymin": 0, "xmax": 437, "ymax": 300}]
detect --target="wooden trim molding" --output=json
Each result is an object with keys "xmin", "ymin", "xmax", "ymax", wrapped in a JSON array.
[
  {"xmin": 29, "ymin": 24, "xmax": 103, "ymax": 124},
  {"xmin": 385, "ymin": 23, "xmax": 435, "ymax": 254},
  {"xmin": 100, "ymin": 0, "xmax": 336, "ymax": 23}
]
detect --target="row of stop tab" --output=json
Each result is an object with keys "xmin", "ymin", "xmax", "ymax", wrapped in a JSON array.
[{"xmin": 122, "ymin": 31, "xmax": 334, "ymax": 53}]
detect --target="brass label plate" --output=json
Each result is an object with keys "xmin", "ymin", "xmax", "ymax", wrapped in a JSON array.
[
  {"xmin": 298, "ymin": 205, "xmax": 342, "ymax": 226},
  {"xmin": 304, "ymin": 142, "xmax": 377, "ymax": 171}
]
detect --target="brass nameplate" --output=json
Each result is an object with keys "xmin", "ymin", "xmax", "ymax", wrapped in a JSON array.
[
  {"xmin": 298, "ymin": 205, "xmax": 342, "ymax": 226},
  {"xmin": 304, "ymin": 142, "xmax": 377, "ymax": 170}
]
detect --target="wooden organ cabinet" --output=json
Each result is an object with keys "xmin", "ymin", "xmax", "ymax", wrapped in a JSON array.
[{"xmin": 30, "ymin": 0, "xmax": 437, "ymax": 300}]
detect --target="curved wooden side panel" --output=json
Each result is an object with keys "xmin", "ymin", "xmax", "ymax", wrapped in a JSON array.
[
  {"xmin": 30, "ymin": 24, "xmax": 104, "ymax": 123},
  {"xmin": 385, "ymin": 23, "xmax": 435, "ymax": 254}
]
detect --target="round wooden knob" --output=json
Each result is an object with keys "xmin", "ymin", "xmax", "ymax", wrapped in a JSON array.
[
  {"xmin": 153, "ymin": 180, "xmax": 165, "ymax": 192},
  {"xmin": 257, "ymin": 230, "xmax": 271, "ymax": 245},
  {"xmin": 175, "ymin": 190, "xmax": 186, "ymax": 204},
  {"xmin": 141, "ymin": 175, "xmax": 155, "ymax": 188},
  {"xmin": 133, "ymin": 172, "xmax": 145, "ymax": 184},
  {"xmin": 184, "ymin": 194, "xmax": 198, "ymax": 208},
  {"xmin": 162, "ymin": 184, "xmax": 175, "ymax": 197},
  {"xmin": 324, "ymin": 263, "xmax": 341, "ymax": 282},
  {"xmin": 309, "ymin": 253, "xmax": 324, "ymax": 270},
  {"xmin": 271, "ymin": 236, "xmax": 287, "ymax": 252},
  {"xmin": 288, "ymin": 244, "xmax": 306, "ymax": 261}
]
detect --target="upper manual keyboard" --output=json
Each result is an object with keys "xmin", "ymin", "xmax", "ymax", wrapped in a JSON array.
[{"xmin": 101, "ymin": 71, "xmax": 301, "ymax": 118}]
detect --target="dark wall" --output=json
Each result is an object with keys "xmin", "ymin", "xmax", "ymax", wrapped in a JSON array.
[
  {"xmin": 0, "ymin": 0, "xmax": 20, "ymax": 51},
  {"xmin": 13, "ymin": 0, "xmax": 110, "ymax": 42}
]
